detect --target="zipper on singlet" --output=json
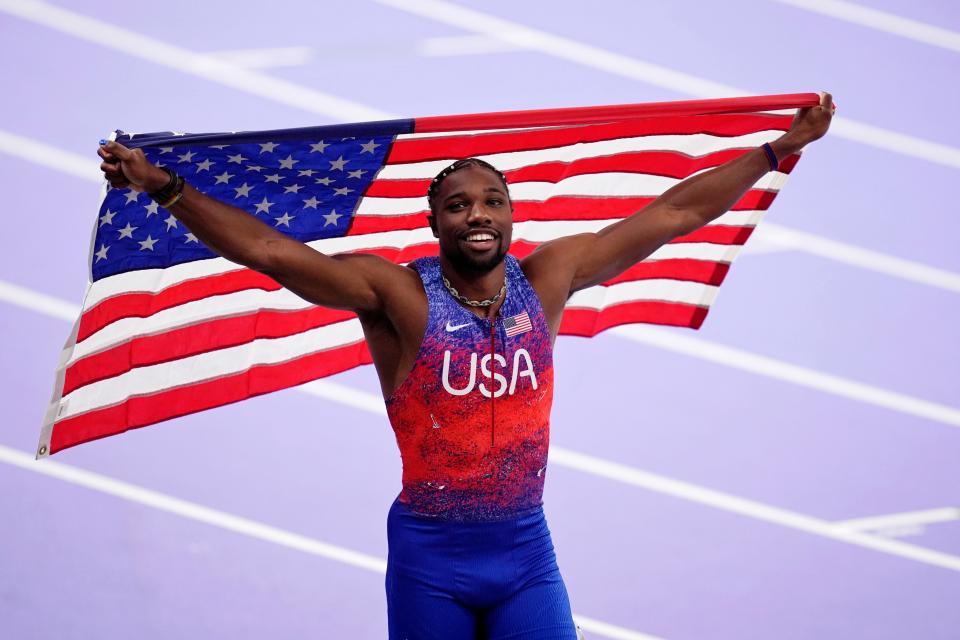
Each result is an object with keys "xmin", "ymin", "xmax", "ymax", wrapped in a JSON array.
[{"xmin": 489, "ymin": 314, "xmax": 496, "ymax": 447}]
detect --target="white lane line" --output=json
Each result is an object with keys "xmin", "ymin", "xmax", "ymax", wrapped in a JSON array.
[
  {"xmin": 0, "ymin": 444, "xmax": 663, "ymax": 640},
  {"xmin": 209, "ymin": 46, "xmax": 315, "ymax": 69},
  {"xmin": 0, "ymin": 129, "xmax": 101, "ymax": 182},
  {"xmin": 300, "ymin": 380, "xmax": 960, "ymax": 573},
  {"xmin": 372, "ymin": 0, "xmax": 960, "ymax": 170},
  {"xmin": 0, "ymin": 444, "xmax": 387, "ymax": 572},
  {"xmin": 0, "ymin": 0, "xmax": 391, "ymax": 123},
  {"xmin": 835, "ymin": 507, "xmax": 960, "ymax": 532},
  {"xmin": 612, "ymin": 325, "xmax": 960, "ymax": 428},
  {"xmin": 418, "ymin": 34, "xmax": 529, "ymax": 56},
  {"xmin": 0, "ymin": 279, "xmax": 80, "ymax": 322},
  {"xmin": 755, "ymin": 223, "xmax": 960, "ymax": 293},
  {"xmin": 5, "ymin": 283, "xmax": 960, "ymax": 573},
  {"xmin": 773, "ymin": 0, "xmax": 960, "ymax": 53},
  {"xmin": 7, "ymin": 128, "xmax": 960, "ymax": 295}
]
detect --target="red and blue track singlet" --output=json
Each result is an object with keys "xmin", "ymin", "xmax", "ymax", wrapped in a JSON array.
[{"xmin": 386, "ymin": 255, "xmax": 554, "ymax": 521}]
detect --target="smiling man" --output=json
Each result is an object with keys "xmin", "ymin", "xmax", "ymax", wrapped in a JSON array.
[{"xmin": 98, "ymin": 93, "xmax": 833, "ymax": 639}]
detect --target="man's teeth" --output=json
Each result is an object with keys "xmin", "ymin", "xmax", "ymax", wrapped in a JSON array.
[{"xmin": 465, "ymin": 233, "xmax": 494, "ymax": 242}]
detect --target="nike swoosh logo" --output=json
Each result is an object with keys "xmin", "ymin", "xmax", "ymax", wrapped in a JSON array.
[{"xmin": 445, "ymin": 322, "xmax": 471, "ymax": 332}]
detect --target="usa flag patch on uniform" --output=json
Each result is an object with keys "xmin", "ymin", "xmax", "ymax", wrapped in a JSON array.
[{"xmin": 503, "ymin": 311, "xmax": 533, "ymax": 338}]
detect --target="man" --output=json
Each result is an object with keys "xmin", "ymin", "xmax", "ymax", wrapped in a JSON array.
[{"xmin": 98, "ymin": 93, "xmax": 834, "ymax": 639}]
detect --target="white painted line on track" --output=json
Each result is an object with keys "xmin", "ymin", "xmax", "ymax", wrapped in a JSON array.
[
  {"xmin": 773, "ymin": 0, "xmax": 960, "ymax": 54},
  {"xmin": 209, "ymin": 46, "xmax": 315, "ymax": 69},
  {"xmin": 0, "ymin": 279, "xmax": 80, "ymax": 322},
  {"xmin": 612, "ymin": 325, "xmax": 960, "ymax": 428},
  {"xmin": 0, "ymin": 130, "xmax": 101, "ymax": 182},
  {"xmin": 418, "ymin": 34, "xmax": 529, "ymax": 56},
  {"xmin": 835, "ymin": 507, "xmax": 960, "ymax": 531},
  {"xmin": 302, "ymin": 380, "xmax": 960, "ymax": 573},
  {"xmin": 0, "ymin": 443, "xmax": 665, "ymax": 640},
  {"xmin": 372, "ymin": 0, "xmax": 960, "ymax": 170},
  {"xmin": 6, "ymin": 128, "xmax": 960, "ymax": 296},
  {"xmin": 0, "ymin": 0, "xmax": 391, "ymax": 123},
  {"xmin": 5, "ymin": 283, "xmax": 960, "ymax": 573},
  {"xmin": 755, "ymin": 223, "xmax": 960, "ymax": 293}
]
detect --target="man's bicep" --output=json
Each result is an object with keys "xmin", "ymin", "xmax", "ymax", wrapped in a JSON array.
[
  {"xmin": 259, "ymin": 239, "xmax": 391, "ymax": 312},
  {"xmin": 570, "ymin": 204, "xmax": 683, "ymax": 291}
]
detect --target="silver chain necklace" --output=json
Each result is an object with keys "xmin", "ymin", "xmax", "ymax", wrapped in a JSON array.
[{"xmin": 441, "ymin": 273, "xmax": 506, "ymax": 308}]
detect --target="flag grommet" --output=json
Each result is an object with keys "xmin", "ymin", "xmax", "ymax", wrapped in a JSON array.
[{"xmin": 38, "ymin": 445, "xmax": 47, "ymax": 456}]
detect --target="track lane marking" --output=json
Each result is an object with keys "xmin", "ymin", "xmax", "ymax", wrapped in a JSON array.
[
  {"xmin": 0, "ymin": 443, "xmax": 664, "ymax": 640},
  {"xmin": 297, "ymin": 379, "xmax": 960, "ymax": 573},
  {"xmin": 0, "ymin": 0, "xmax": 391, "ymax": 122},
  {"xmin": 835, "ymin": 507, "xmax": 960, "ymax": 532},
  {"xmin": 773, "ymin": 0, "xmax": 960, "ymax": 53},
  {"xmin": 611, "ymin": 325, "xmax": 960, "ymax": 428}
]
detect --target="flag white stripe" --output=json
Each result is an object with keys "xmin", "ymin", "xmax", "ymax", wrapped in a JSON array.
[
  {"xmin": 58, "ymin": 318, "xmax": 366, "ymax": 419},
  {"xmin": 71, "ymin": 287, "xmax": 316, "ymax": 361},
  {"xmin": 567, "ymin": 279, "xmax": 718, "ymax": 310},
  {"xmin": 81, "ymin": 213, "xmax": 763, "ymax": 307},
  {"xmin": 380, "ymin": 130, "xmax": 784, "ymax": 178}
]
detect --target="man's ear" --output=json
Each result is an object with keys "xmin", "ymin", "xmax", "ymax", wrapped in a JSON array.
[{"xmin": 427, "ymin": 213, "xmax": 438, "ymax": 238}]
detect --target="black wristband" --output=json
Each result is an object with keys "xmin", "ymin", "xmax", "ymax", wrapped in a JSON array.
[
  {"xmin": 148, "ymin": 167, "xmax": 181, "ymax": 203},
  {"xmin": 761, "ymin": 142, "xmax": 779, "ymax": 172}
]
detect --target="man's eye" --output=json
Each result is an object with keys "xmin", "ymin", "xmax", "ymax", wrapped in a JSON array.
[
  {"xmin": 448, "ymin": 202, "xmax": 466, "ymax": 211},
  {"xmin": 487, "ymin": 199, "xmax": 503, "ymax": 206}
]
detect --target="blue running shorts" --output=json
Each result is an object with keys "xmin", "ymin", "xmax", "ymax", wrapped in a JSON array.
[{"xmin": 385, "ymin": 498, "xmax": 578, "ymax": 639}]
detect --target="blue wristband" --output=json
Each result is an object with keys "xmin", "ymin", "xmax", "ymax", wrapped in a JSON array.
[{"xmin": 761, "ymin": 142, "xmax": 779, "ymax": 172}]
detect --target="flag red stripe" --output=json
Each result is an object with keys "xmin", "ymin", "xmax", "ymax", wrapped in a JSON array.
[
  {"xmin": 78, "ymin": 269, "xmax": 282, "ymax": 343},
  {"xmin": 367, "ymin": 152, "xmax": 800, "ymax": 198},
  {"xmin": 51, "ymin": 341, "xmax": 374, "ymax": 454},
  {"xmin": 560, "ymin": 300, "xmax": 709, "ymax": 336},
  {"xmin": 391, "ymin": 114, "xmax": 793, "ymax": 164},
  {"xmin": 64, "ymin": 306, "xmax": 358, "ymax": 396},
  {"xmin": 605, "ymin": 258, "xmax": 730, "ymax": 286},
  {"xmin": 413, "ymin": 93, "xmax": 818, "ymax": 133}
]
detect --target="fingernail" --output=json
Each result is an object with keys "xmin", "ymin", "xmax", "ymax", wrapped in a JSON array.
[{"xmin": 99, "ymin": 139, "xmax": 107, "ymax": 145}]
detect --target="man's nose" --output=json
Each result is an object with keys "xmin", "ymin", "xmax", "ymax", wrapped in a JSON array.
[{"xmin": 466, "ymin": 202, "xmax": 491, "ymax": 224}]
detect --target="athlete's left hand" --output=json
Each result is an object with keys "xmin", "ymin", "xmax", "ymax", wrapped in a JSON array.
[{"xmin": 784, "ymin": 91, "xmax": 835, "ymax": 148}]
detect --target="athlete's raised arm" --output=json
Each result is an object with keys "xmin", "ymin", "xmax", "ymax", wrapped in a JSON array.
[
  {"xmin": 98, "ymin": 140, "xmax": 404, "ymax": 313},
  {"xmin": 523, "ymin": 92, "xmax": 834, "ymax": 310}
]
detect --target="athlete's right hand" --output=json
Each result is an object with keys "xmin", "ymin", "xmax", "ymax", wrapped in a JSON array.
[{"xmin": 98, "ymin": 140, "xmax": 169, "ymax": 193}]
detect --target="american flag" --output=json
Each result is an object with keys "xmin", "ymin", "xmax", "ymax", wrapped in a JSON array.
[
  {"xmin": 503, "ymin": 311, "xmax": 533, "ymax": 338},
  {"xmin": 39, "ymin": 93, "xmax": 819, "ymax": 457}
]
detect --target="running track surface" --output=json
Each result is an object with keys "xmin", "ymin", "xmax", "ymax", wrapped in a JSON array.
[{"xmin": 1, "ymin": 1, "xmax": 959, "ymax": 638}]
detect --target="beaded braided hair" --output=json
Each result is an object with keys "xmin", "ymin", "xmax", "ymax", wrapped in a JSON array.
[{"xmin": 426, "ymin": 158, "xmax": 510, "ymax": 214}]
